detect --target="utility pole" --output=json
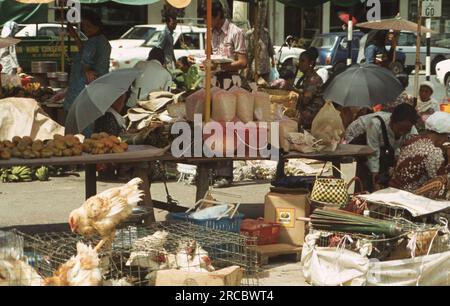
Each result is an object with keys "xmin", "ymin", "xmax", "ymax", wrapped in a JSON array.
[{"xmin": 413, "ymin": 0, "xmax": 422, "ymax": 99}]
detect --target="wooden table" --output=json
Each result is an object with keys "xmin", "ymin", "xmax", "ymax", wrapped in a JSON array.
[
  {"xmin": 0, "ymin": 144, "xmax": 374, "ymax": 226},
  {"xmin": 187, "ymin": 144, "xmax": 375, "ymax": 202},
  {"xmin": 0, "ymin": 145, "xmax": 173, "ymax": 224}
]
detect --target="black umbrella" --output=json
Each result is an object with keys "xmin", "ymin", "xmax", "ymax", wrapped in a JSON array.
[{"xmin": 323, "ymin": 64, "xmax": 403, "ymax": 107}]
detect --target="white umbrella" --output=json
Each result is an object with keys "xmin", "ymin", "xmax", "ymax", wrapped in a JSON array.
[{"xmin": 65, "ymin": 68, "xmax": 141, "ymax": 134}]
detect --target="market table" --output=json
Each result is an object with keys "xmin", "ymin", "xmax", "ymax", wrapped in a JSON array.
[
  {"xmin": 0, "ymin": 145, "xmax": 174, "ymax": 224},
  {"xmin": 0, "ymin": 143, "xmax": 374, "ymax": 224},
  {"xmin": 186, "ymin": 144, "xmax": 375, "ymax": 202}
]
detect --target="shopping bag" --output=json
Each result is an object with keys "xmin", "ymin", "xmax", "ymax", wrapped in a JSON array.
[
  {"xmin": 311, "ymin": 101, "xmax": 345, "ymax": 152},
  {"xmin": 310, "ymin": 164, "xmax": 349, "ymax": 207}
]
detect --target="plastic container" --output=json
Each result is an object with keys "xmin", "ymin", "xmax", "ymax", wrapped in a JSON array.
[
  {"xmin": 170, "ymin": 212, "xmax": 244, "ymax": 233},
  {"xmin": 240, "ymin": 218, "xmax": 281, "ymax": 245},
  {"xmin": 440, "ymin": 104, "xmax": 450, "ymax": 114}
]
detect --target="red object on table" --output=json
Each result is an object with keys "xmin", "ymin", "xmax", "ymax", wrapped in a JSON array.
[{"xmin": 240, "ymin": 218, "xmax": 281, "ymax": 245}]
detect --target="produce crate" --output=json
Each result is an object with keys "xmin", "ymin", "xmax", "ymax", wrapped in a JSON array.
[
  {"xmin": 240, "ymin": 219, "xmax": 281, "ymax": 245},
  {"xmin": 170, "ymin": 212, "xmax": 244, "ymax": 233}
]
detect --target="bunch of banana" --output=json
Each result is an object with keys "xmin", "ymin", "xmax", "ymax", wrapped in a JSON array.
[
  {"xmin": 0, "ymin": 166, "xmax": 32, "ymax": 182},
  {"xmin": 33, "ymin": 166, "xmax": 49, "ymax": 181}
]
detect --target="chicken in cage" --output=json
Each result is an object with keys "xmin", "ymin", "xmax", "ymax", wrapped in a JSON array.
[{"xmin": 4, "ymin": 222, "xmax": 259, "ymax": 286}]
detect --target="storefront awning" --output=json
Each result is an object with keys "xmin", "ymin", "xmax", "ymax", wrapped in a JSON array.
[
  {"xmin": 0, "ymin": 0, "xmax": 48, "ymax": 27},
  {"xmin": 275, "ymin": 0, "xmax": 366, "ymax": 8}
]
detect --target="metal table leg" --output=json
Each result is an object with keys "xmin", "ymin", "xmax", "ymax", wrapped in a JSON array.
[{"xmin": 85, "ymin": 164, "xmax": 97, "ymax": 199}]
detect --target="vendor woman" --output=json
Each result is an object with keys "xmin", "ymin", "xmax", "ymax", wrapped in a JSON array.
[
  {"xmin": 295, "ymin": 47, "xmax": 324, "ymax": 130},
  {"xmin": 345, "ymin": 103, "xmax": 419, "ymax": 192},
  {"xmin": 65, "ymin": 10, "xmax": 111, "ymax": 113}
]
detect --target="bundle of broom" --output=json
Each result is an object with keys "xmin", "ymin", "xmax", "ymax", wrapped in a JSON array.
[{"xmin": 301, "ymin": 208, "xmax": 404, "ymax": 237}]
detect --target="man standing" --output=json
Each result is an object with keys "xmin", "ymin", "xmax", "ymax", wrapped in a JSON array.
[
  {"xmin": 210, "ymin": 0, "xmax": 248, "ymax": 77},
  {"xmin": 156, "ymin": 13, "xmax": 177, "ymax": 70},
  {"xmin": 208, "ymin": 0, "xmax": 248, "ymax": 188}
]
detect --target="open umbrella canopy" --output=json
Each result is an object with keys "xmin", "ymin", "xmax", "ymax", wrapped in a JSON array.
[
  {"xmin": 323, "ymin": 64, "xmax": 403, "ymax": 107},
  {"xmin": 15, "ymin": 0, "xmax": 52, "ymax": 3},
  {"xmin": 356, "ymin": 15, "xmax": 433, "ymax": 33},
  {"xmin": 65, "ymin": 68, "xmax": 141, "ymax": 135},
  {"xmin": 0, "ymin": 37, "xmax": 20, "ymax": 48}
]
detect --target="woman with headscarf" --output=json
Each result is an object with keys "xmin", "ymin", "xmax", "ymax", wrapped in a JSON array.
[
  {"xmin": 64, "ymin": 10, "xmax": 111, "ymax": 114},
  {"xmin": 0, "ymin": 21, "xmax": 21, "ymax": 75}
]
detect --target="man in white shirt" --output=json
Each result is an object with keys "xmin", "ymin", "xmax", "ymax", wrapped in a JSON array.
[
  {"xmin": 345, "ymin": 104, "xmax": 418, "ymax": 191},
  {"xmin": 127, "ymin": 47, "xmax": 173, "ymax": 107}
]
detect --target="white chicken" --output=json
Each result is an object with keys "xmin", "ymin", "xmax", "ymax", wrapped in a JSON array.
[
  {"xmin": 126, "ymin": 231, "xmax": 169, "ymax": 269},
  {"xmin": 44, "ymin": 242, "xmax": 102, "ymax": 286},
  {"xmin": 175, "ymin": 240, "xmax": 215, "ymax": 273},
  {"xmin": 68, "ymin": 178, "xmax": 144, "ymax": 252},
  {"xmin": 0, "ymin": 248, "xmax": 44, "ymax": 286}
]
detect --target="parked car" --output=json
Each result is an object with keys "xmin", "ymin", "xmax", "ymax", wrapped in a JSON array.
[
  {"xmin": 109, "ymin": 24, "xmax": 163, "ymax": 50},
  {"xmin": 395, "ymin": 31, "xmax": 450, "ymax": 74},
  {"xmin": 436, "ymin": 59, "xmax": 450, "ymax": 94},
  {"xmin": 0, "ymin": 23, "xmax": 86, "ymax": 73},
  {"xmin": 110, "ymin": 24, "xmax": 305, "ymax": 74},
  {"xmin": 313, "ymin": 31, "xmax": 406, "ymax": 75}
]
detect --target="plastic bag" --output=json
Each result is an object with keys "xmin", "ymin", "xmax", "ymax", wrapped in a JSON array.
[
  {"xmin": 212, "ymin": 79, "xmax": 237, "ymax": 122},
  {"xmin": 425, "ymin": 111, "xmax": 450, "ymax": 134},
  {"xmin": 229, "ymin": 76, "xmax": 254, "ymax": 123},
  {"xmin": 269, "ymin": 67, "xmax": 280, "ymax": 82},
  {"xmin": 311, "ymin": 101, "xmax": 345, "ymax": 152},
  {"xmin": 250, "ymin": 83, "xmax": 272, "ymax": 122}
]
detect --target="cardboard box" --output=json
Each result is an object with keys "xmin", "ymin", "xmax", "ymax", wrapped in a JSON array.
[
  {"xmin": 264, "ymin": 191, "xmax": 310, "ymax": 246},
  {"xmin": 155, "ymin": 266, "xmax": 243, "ymax": 286}
]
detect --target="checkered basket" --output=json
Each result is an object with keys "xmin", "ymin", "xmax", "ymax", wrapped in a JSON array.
[{"xmin": 310, "ymin": 165, "xmax": 349, "ymax": 207}]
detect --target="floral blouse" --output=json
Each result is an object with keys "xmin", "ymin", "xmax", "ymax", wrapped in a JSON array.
[
  {"xmin": 296, "ymin": 71, "xmax": 324, "ymax": 130},
  {"xmin": 389, "ymin": 135, "xmax": 447, "ymax": 192}
]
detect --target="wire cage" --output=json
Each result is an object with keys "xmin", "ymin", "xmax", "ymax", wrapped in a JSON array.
[{"xmin": 1, "ymin": 222, "xmax": 260, "ymax": 286}]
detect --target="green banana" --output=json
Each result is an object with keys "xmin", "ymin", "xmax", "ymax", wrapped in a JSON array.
[{"xmin": 34, "ymin": 166, "xmax": 49, "ymax": 181}]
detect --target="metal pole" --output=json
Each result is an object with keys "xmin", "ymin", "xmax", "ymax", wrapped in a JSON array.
[
  {"xmin": 426, "ymin": 18, "xmax": 431, "ymax": 81},
  {"xmin": 347, "ymin": 10, "xmax": 353, "ymax": 66},
  {"xmin": 413, "ymin": 0, "xmax": 422, "ymax": 99}
]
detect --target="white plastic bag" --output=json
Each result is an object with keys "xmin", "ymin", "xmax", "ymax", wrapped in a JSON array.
[
  {"xmin": 250, "ymin": 83, "xmax": 272, "ymax": 122},
  {"xmin": 229, "ymin": 76, "xmax": 254, "ymax": 123},
  {"xmin": 425, "ymin": 111, "xmax": 450, "ymax": 134},
  {"xmin": 212, "ymin": 79, "xmax": 237, "ymax": 122}
]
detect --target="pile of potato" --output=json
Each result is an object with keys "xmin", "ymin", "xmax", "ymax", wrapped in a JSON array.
[
  {"xmin": 0, "ymin": 133, "xmax": 128, "ymax": 160},
  {"xmin": 82, "ymin": 132, "xmax": 128, "ymax": 155}
]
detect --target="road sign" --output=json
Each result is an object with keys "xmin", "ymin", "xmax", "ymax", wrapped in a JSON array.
[{"xmin": 422, "ymin": 0, "xmax": 442, "ymax": 18}]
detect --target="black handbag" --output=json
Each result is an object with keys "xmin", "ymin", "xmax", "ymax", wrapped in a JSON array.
[{"xmin": 374, "ymin": 116, "xmax": 395, "ymax": 186}]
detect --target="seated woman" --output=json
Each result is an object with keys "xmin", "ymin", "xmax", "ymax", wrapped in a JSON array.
[
  {"xmin": 389, "ymin": 131, "xmax": 449, "ymax": 192},
  {"xmin": 94, "ymin": 89, "xmax": 129, "ymax": 180},
  {"xmin": 94, "ymin": 89, "xmax": 129, "ymax": 136}
]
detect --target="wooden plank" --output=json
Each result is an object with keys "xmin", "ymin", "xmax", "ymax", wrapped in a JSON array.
[
  {"xmin": 252, "ymin": 244, "xmax": 302, "ymax": 256},
  {"xmin": 155, "ymin": 266, "xmax": 243, "ymax": 286},
  {"xmin": 195, "ymin": 162, "xmax": 212, "ymax": 202},
  {"xmin": 85, "ymin": 164, "xmax": 97, "ymax": 199},
  {"xmin": 0, "ymin": 145, "xmax": 173, "ymax": 168}
]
